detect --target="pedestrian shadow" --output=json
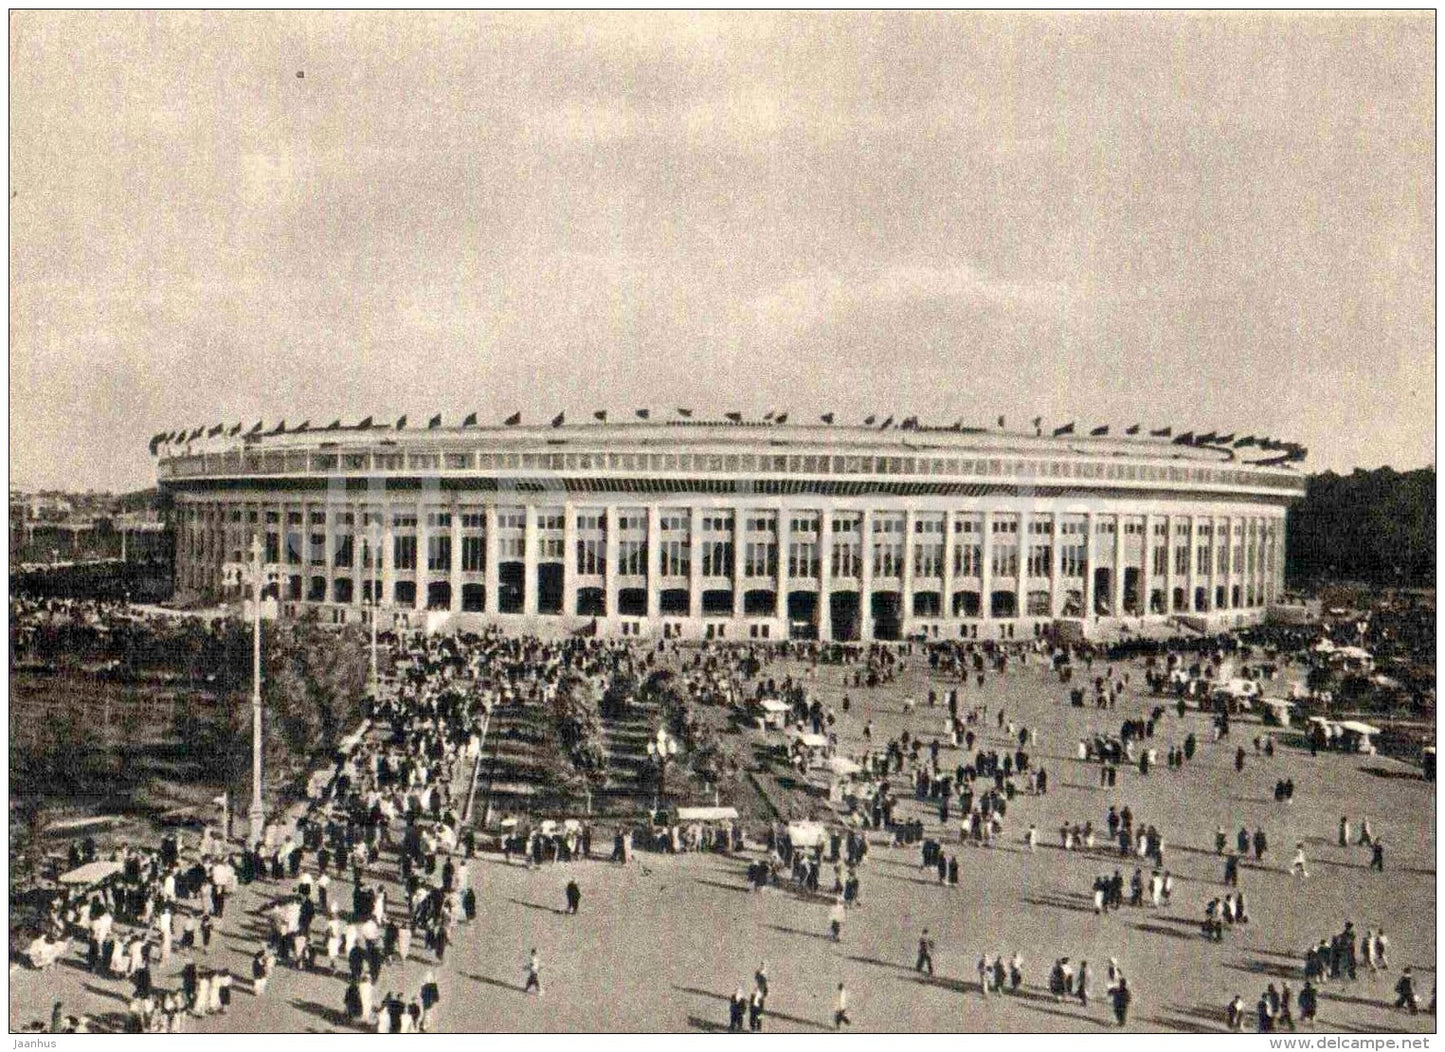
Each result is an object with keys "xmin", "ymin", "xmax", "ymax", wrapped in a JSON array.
[
  {"xmin": 843, "ymin": 954, "xmax": 912, "ymax": 973},
  {"xmin": 1134, "ymin": 922, "xmax": 1203, "ymax": 943},
  {"xmin": 1320, "ymin": 988, "xmax": 1395, "ymax": 1009},
  {"xmin": 1224, "ymin": 958, "xmax": 1300, "ymax": 980},
  {"xmin": 765, "ymin": 924, "xmax": 834, "ymax": 943},
  {"xmin": 674, "ymin": 984, "xmax": 726, "ymax": 1002},
  {"xmin": 507, "ymin": 898, "xmax": 567, "ymax": 916},
  {"xmin": 908, "ymin": 973, "xmax": 974, "ymax": 995},
  {"xmin": 82, "ymin": 982, "xmax": 129, "ymax": 1004},
  {"xmin": 694, "ymin": 878, "xmax": 751, "ymax": 894},
  {"xmin": 1157, "ymin": 1000, "xmax": 1229, "ymax": 1031},
  {"xmin": 1025, "ymin": 1002, "xmax": 1109, "ymax": 1028},
  {"xmin": 467, "ymin": 973, "xmax": 530, "ymax": 995},
  {"xmin": 290, "ymin": 997, "xmax": 356, "ymax": 1030},
  {"xmin": 1021, "ymin": 893, "xmax": 1097, "ymax": 916},
  {"xmin": 685, "ymin": 1014, "xmax": 731, "ymax": 1033},
  {"xmin": 878, "ymin": 872, "xmax": 943, "ymax": 889}
]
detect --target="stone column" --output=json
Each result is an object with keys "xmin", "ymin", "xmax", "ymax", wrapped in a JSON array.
[
  {"xmin": 484, "ymin": 505, "xmax": 500, "ymax": 615},
  {"xmin": 563, "ymin": 503, "xmax": 579, "ymax": 616},
  {"xmin": 1113, "ymin": 513, "xmax": 1126, "ymax": 618},
  {"xmin": 942, "ymin": 510, "xmax": 957, "ymax": 624},
  {"xmin": 1082, "ymin": 511, "xmax": 1096, "ymax": 619},
  {"xmin": 646, "ymin": 505, "xmax": 662, "ymax": 622},
  {"xmin": 859, "ymin": 508, "xmax": 874, "ymax": 641},
  {"xmin": 1143, "ymin": 513, "xmax": 1155, "ymax": 616},
  {"xmin": 688, "ymin": 506, "xmax": 703, "ymax": 621},
  {"xmin": 980, "ymin": 509, "xmax": 995, "ymax": 624},
  {"xmin": 1209, "ymin": 516, "xmax": 1222, "ymax": 613},
  {"xmin": 1164, "ymin": 515, "xmax": 1176, "ymax": 615},
  {"xmin": 731, "ymin": 507, "xmax": 744, "ymax": 620},
  {"xmin": 775, "ymin": 507, "xmax": 790, "ymax": 623},
  {"xmin": 381, "ymin": 510, "xmax": 396, "ymax": 611},
  {"xmin": 1190, "ymin": 514, "xmax": 1202, "ymax": 612},
  {"xmin": 604, "ymin": 505, "xmax": 620, "ymax": 620},
  {"xmin": 323, "ymin": 503, "xmax": 335, "ymax": 604},
  {"xmin": 1016, "ymin": 508, "xmax": 1030, "ymax": 621},
  {"xmin": 817, "ymin": 509, "xmax": 834, "ymax": 641},
  {"xmin": 901, "ymin": 508, "xmax": 916, "ymax": 632},
  {"xmin": 449, "ymin": 505, "xmax": 462, "ymax": 614},
  {"xmin": 414, "ymin": 500, "xmax": 428, "ymax": 612},
  {"xmin": 1049, "ymin": 512, "xmax": 1064, "ymax": 618},
  {"xmin": 522, "ymin": 505, "xmax": 539, "ymax": 616}
]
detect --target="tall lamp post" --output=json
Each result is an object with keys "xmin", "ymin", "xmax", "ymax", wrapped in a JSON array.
[
  {"xmin": 647, "ymin": 726, "xmax": 678, "ymax": 815},
  {"xmin": 369, "ymin": 523, "xmax": 381, "ymax": 698},
  {"xmin": 247, "ymin": 534, "xmax": 266, "ymax": 843}
]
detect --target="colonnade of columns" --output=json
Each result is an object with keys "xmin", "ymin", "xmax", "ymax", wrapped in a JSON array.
[{"xmin": 175, "ymin": 493, "xmax": 1287, "ymax": 641}]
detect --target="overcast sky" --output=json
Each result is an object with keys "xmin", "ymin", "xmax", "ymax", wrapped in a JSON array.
[{"xmin": 10, "ymin": 11, "xmax": 1434, "ymax": 492}]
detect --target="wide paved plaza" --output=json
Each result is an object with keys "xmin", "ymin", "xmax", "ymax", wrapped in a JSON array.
[{"xmin": 11, "ymin": 650, "xmax": 1435, "ymax": 1033}]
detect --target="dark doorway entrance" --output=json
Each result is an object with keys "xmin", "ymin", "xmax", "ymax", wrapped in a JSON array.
[
  {"xmin": 498, "ymin": 562, "xmax": 524, "ymax": 613},
  {"xmin": 871, "ymin": 591, "xmax": 903, "ymax": 641},
  {"xmin": 787, "ymin": 591, "xmax": 818, "ymax": 639},
  {"xmin": 537, "ymin": 564, "xmax": 564, "ymax": 614},
  {"xmin": 830, "ymin": 591, "xmax": 861, "ymax": 642}
]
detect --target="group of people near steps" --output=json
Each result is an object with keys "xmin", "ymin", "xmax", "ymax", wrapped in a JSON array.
[{"xmin": 17, "ymin": 625, "xmax": 1434, "ymax": 1035}]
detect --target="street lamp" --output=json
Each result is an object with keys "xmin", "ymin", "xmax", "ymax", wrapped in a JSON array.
[
  {"xmin": 647, "ymin": 726, "xmax": 679, "ymax": 814},
  {"xmin": 247, "ymin": 534, "xmax": 265, "ymax": 844},
  {"xmin": 368, "ymin": 523, "xmax": 382, "ymax": 699}
]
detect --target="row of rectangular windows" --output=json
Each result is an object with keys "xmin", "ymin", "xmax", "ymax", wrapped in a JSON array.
[
  {"xmin": 166, "ymin": 446, "xmax": 1303, "ymax": 492},
  {"xmin": 189, "ymin": 504, "xmax": 1281, "ymax": 545}
]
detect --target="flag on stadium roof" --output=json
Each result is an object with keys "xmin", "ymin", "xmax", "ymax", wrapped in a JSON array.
[
  {"xmin": 207, "ymin": 424, "xmax": 224, "ymax": 437},
  {"xmin": 863, "ymin": 415, "xmax": 876, "ymax": 426},
  {"xmin": 428, "ymin": 414, "xmax": 442, "ymax": 429},
  {"xmin": 395, "ymin": 415, "xmax": 407, "ymax": 430},
  {"xmin": 1172, "ymin": 431, "xmax": 1194, "ymax": 445},
  {"xmin": 594, "ymin": 410, "xmax": 608, "ymax": 422},
  {"xmin": 504, "ymin": 412, "xmax": 521, "ymax": 426},
  {"xmin": 295, "ymin": 421, "xmax": 310, "ymax": 432},
  {"xmin": 635, "ymin": 408, "xmax": 650, "ymax": 419},
  {"xmin": 270, "ymin": 421, "xmax": 287, "ymax": 435},
  {"xmin": 820, "ymin": 412, "xmax": 834, "ymax": 424},
  {"xmin": 677, "ymin": 408, "xmax": 692, "ymax": 418},
  {"xmin": 228, "ymin": 423, "xmax": 242, "ymax": 436},
  {"xmin": 463, "ymin": 412, "xmax": 477, "ymax": 427},
  {"xmin": 775, "ymin": 412, "xmax": 788, "ymax": 424},
  {"xmin": 356, "ymin": 416, "xmax": 373, "ymax": 429},
  {"xmin": 1052, "ymin": 422, "xmax": 1075, "ymax": 436},
  {"xmin": 247, "ymin": 421, "xmax": 263, "ymax": 436},
  {"xmin": 878, "ymin": 415, "xmax": 894, "ymax": 429},
  {"xmin": 552, "ymin": 412, "xmax": 565, "ymax": 428},
  {"xmin": 1090, "ymin": 425, "xmax": 1109, "ymax": 436},
  {"xmin": 1150, "ymin": 426, "xmax": 1172, "ymax": 438},
  {"xmin": 997, "ymin": 415, "xmax": 1006, "ymax": 428},
  {"xmin": 1234, "ymin": 435, "xmax": 1256, "ymax": 448},
  {"xmin": 725, "ymin": 411, "xmax": 742, "ymax": 423},
  {"xmin": 763, "ymin": 410, "xmax": 775, "ymax": 421},
  {"xmin": 326, "ymin": 419, "xmax": 341, "ymax": 431},
  {"xmin": 1125, "ymin": 424, "xmax": 1141, "ymax": 435}
]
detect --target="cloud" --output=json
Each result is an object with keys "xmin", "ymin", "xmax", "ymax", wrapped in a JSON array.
[{"xmin": 750, "ymin": 263, "xmax": 1082, "ymax": 339}]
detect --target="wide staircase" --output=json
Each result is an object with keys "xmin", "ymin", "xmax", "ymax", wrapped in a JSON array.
[
  {"xmin": 594, "ymin": 696, "xmax": 664, "ymax": 814},
  {"xmin": 474, "ymin": 700, "xmax": 554, "ymax": 825}
]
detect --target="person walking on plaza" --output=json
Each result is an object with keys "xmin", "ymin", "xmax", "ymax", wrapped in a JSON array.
[
  {"xmin": 1370, "ymin": 840, "xmax": 1385, "ymax": 872},
  {"xmin": 565, "ymin": 880, "xmax": 581, "ymax": 915},
  {"xmin": 728, "ymin": 987, "xmax": 746, "ymax": 1032},
  {"xmin": 1110, "ymin": 975, "xmax": 1132, "ymax": 1026},
  {"xmin": 915, "ymin": 929, "xmax": 935, "ymax": 975},
  {"xmin": 829, "ymin": 897, "xmax": 847, "ymax": 942},
  {"xmin": 524, "ymin": 948, "xmax": 543, "ymax": 995},
  {"xmin": 834, "ymin": 982, "xmax": 851, "ymax": 1029},
  {"xmin": 1290, "ymin": 842, "xmax": 1309, "ymax": 880}
]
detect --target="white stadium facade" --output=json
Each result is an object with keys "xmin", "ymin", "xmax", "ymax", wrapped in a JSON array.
[{"xmin": 158, "ymin": 419, "xmax": 1304, "ymax": 642}]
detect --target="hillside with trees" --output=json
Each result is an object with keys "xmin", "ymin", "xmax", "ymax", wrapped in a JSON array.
[{"xmin": 1286, "ymin": 466, "xmax": 1435, "ymax": 587}]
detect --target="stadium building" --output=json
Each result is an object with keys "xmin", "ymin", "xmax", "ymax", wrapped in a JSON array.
[{"xmin": 157, "ymin": 419, "xmax": 1303, "ymax": 641}]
